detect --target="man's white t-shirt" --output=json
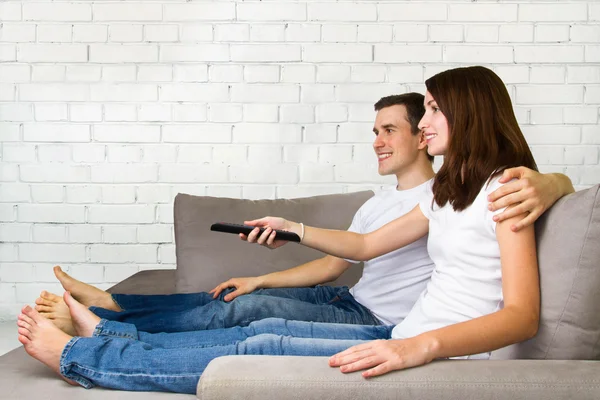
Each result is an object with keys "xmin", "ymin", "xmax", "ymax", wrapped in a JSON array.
[
  {"xmin": 391, "ymin": 176, "xmax": 507, "ymax": 359},
  {"xmin": 348, "ymin": 180, "xmax": 435, "ymax": 325}
]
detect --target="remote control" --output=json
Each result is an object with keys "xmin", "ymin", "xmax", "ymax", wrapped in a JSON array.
[{"xmin": 210, "ymin": 222, "xmax": 301, "ymax": 243}]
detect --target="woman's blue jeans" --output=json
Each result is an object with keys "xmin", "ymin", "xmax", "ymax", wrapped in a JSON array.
[
  {"xmin": 90, "ymin": 286, "xmax": 381, "ymax": 332},
  {"xmin": 60, "ymin": 318, "xmax": 394, "ymax": 394}
]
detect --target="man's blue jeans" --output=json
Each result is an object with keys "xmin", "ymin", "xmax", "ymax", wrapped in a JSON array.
[
  {"xmin": 60, "ymin": 317, "xmax": 394, "ymax": 394},
  {"xmin": 90, "ymin": 286, "xmax": 381, "ymax": 332}
]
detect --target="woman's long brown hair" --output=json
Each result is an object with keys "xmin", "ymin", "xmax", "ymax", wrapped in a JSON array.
[{"xmin": 426, "ymin": 66, "xmax": 538, "ymax": 211}]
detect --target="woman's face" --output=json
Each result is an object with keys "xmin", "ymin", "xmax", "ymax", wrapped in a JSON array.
[{"xmin": 418, "ymin": 91, "xmax": 449, "ymax": 156}]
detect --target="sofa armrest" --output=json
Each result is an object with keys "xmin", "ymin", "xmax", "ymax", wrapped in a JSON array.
[
  {"xmin": 198, "ymin": 356, "xmax": 600, "ymax": 400},
  {"xmin": 107, "ymin": 269, "xmax": 176, "ymax": 295}
]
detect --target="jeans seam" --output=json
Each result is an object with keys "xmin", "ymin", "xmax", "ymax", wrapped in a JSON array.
[{"xmin": 59, "ymin": 337, "xmax": 94, "ymax": 389}]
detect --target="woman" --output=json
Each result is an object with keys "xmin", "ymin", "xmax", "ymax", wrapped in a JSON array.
[{"xmin": 17, "ymin": 66, "xmax": 540, "ymax": 394}]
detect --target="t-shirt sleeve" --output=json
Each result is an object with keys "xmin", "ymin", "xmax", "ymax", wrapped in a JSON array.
[
  {"xmin": 418, "ymin": 180, "xmax": 435, "ymax": 221},
  {"xmin": 484, "ymin": 175, "xmax": 514, "ymax": 233},
  {"xmin": 344, "ymin": 205, "xmax": 363, "ymax": 264}
]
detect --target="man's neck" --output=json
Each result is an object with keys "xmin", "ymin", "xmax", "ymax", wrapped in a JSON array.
[{"xmin": 395, "ymin": 164, "xmax": 436, "ymax": 191}]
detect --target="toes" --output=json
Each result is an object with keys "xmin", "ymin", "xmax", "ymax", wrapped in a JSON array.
[
  {"xmin": 18, "ymin": 334, "xmax": 30, "ymax": 346},
  {"xmin": 18, "ymin": 313, "xmax": 34, "ymax": 326},
  {"xmin": 23, "ymin": 305, "xmax": 44, "ymax": 324},
  {"xmin": 42, "ymin": 292, "xmax": 62, "ymax": 303},
  {"xmin": 17, "ymin": 319, "xmax": 31, "ymax": 331},
  {"xmin": 35, "ymin": 305, "xmax": 53, "ymax": 313}
]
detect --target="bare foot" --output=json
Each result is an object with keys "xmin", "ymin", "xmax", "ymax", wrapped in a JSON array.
[
  {"xmin": 35, "ymin": 291, "xmax": 76, "ymax": 336},
  {"xmin": 53, "ymin": 266, "xmax": 121, "ymax": 311},
  {"xmin": 17, "ymin": 305, "xmax": 79, "ymax": 386},
  {"xmin": 64, "ymin": 292, "xmax": 102, "ymax": 338}
]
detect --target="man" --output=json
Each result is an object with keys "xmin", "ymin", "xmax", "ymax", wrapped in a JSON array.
[{"xmin": 36, "ymin": 93, "xmax": 574, "ymax": 334}]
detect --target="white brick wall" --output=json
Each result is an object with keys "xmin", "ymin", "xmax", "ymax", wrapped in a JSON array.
[{"xmin": 0, "ymin": 0, "xmax": 599, "ymax": 320}]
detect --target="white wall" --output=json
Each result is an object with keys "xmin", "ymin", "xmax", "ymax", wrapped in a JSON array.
[{"xmin": 0, "ymin": 0, "xmax": 599, "ymax": 320}]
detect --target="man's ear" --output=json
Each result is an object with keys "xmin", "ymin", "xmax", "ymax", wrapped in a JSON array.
[{"xmin": 417, "ymin": 131, "xmax": 428, "ymax": 150}]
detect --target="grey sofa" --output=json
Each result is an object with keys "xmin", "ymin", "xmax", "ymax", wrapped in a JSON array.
[{"xmin": 1, "ymin": 185, "xmax": 599, "ymax": 399}]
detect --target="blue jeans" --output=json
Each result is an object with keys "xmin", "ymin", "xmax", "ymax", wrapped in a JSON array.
[
  {"xmin": 60, "ymin": 318, "xmax": 394, "ymax": 394},
  {"xmin": 90, "ymin": 286, "xmax": 380, "ymax": 333}
]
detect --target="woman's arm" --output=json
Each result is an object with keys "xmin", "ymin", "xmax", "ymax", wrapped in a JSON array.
[
  {"xmin": 329, "ymin": 207, "xmax": 540, "ymax": 377},
  {"xmin": 244, "ymin": 205, "xmax": 429, "ymax": 262}
]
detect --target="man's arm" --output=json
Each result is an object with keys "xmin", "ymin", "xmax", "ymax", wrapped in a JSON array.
[
  {"xmin": 209, "ymin": 256, "xmax": 352, "ymax": 301},
  {"xmin": 487, "ymin": 167, "xmax": 575, "ymax": 232}
]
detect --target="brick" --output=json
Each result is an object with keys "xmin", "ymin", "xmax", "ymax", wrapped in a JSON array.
[
  {"xmin": 100, "ymin": 65, "xmax": 138, "ymax": 81},
  {"xmin": 0, "ymin": 83, "xmax": 15, "ymax": 101},
  {"xmin": 24, "ymin": 3, "xmax": 91, "ymax": 21},
  {"xmin": 322, "ymin": 25, "xmax": 357, "ymax": 42},
  {"xmin": 37, "ymin": 144, "xmax": 71, "ymax": 162},
  {"xmin": 570, "ymin": 25, "xmax": 600, "ymax": 43},
  {"xmin": 20, "ymin": 83, "xmax": 89, "ymax": 101},
  {"xmin": 0, "ymin": 263, "xmax": 34, "ymax": 281},
  {"xmin": 530, "ymin": 66, "xmax": 565, "ymax": 83},
  {"xmin": 336, "ymin": 84, "xmax": 406, "ymax": 103},
  {"xmin": 141, "ymin": 145, "xmax": 177, "ymax": 163},
  {"xmin": 94, "ymin": 3, "xmax": 162, "ymax": 21},
  {"xmin": 34, "ymin": 104, "xmax": 67, "ymax": 122},
  {"xmin": 379, "ymin": 4, "xmax": 446, "ymax": 21},
  {"xmin": 138, "ymin": 225, "xmax": 172, "ymax": 244},
  {"xmin": 303, "ymin": 124, "xmax": 337, "ymax": 143},
  {"xmin": 282, "ymin": 65, "xmax": 315, "ymax": 83},
  {"xmin": 173, "ymin": 104, "xmax": 207, "ymax": 122},
  {"xmin": 517, "ymin": 85, "xmax": 583, "ymax": 105},
  {"xmin": 285, "ymin": 24, "xmax": 320, "ymax": 42},
  {"xmin": 104, "ymin": 104, "xmax": 137, "ymax": 122},
  {"xmin": 535, "ymin": 25, "xmax": 570, "ymax": 42},
  {"xmin": 180, "ymin": 24, "xmax": 213, "ymax": 42},
  {"xmin": 244, "ymin": 65, "xmax": 280, "ymax": 83},
  {"xmin": 0, "ymin": 3, "xmax": 21, "ymax": 21},
  {"xmin": 67, "ymin": 65, "xmax": 102, "ymax": 82},
  {"xmin": 0, "ymin": 65, "xmax": 30, "ymax": 83},
  {"xmin": 209, "ymin": 65, "xmax": 243, "ymax": 82},
  {"xmin": 243, "ymin": 104, "xmax": 278, "ymax": 122},
  {"xmin": 530, "ymin": 146, "xmax": 564, "ymax": 164},
  {"xmin": 136, "ymin": 185, "xmax": 172, "ymax": 204},
  {"xmin": 0, "ymin": 204, "xmax": 16, "ymax": 222},
  {"xmin": 73, "ymin": 24, "xmax": 108, "ymax": 42},
  {"xmin": 91, "ymin": 164, "xmax": 157, "ymax": 183},
  {"xmin": 348, "ymin": 104, "xmax": 376, "ymax": 122},
  {"xmin": 522, "ymin": 126, "xmax": 581, "ymax": 144},
  {"xmin": 109, "ymin": 24, "xmax": 143, "ymax": 42},
  {"xmin": 176, "ymin": 145, "xmax": 213, "ymax": 163},
  {"xmin": 31, "ymin": 65, "xmax": 65, "ymax": 82},
  {"xmin": 319, "ymin": 145, "xmax": 353, "ymax": 164},
  {"xmin": 250, "ymin": 25, "xmax": 285, "ymax": 42},
  {"xmin": 145, "ymin": 24, "xmax": 178, "ymax": 42},
  {"xmin": 158, "ymin": 244, "xmax": 176, "ymax": 263},
  {"xmin": 90, "ymin": 44, "xmax": 157, "ymax": 63},
  {"xmin": 0, "ymin": 24, "xmax": 36, "ymax": 42},
  {"xmin": 30, "ymin": 185, "xmax": 64, "ymax": 203},
  {"xmin": 91, "ymin": 83, "xmax": 157, "ymax": 102},
  {"xmin": 309, "ymin": 3, "xmax": 375, "ymax": 21},
  {"xmin": 564, "ymin": 107, "xmax": 598, "ymax": 124},
  {"xmin": 0, "ymin": 103, "xmax": 33, "ymax": 121},
  {"xmin": 445, "ymin": 45, "xmax": 513, "ymax": 63},
  {"xmin": 138, "ymin": 65, "xmax": 172, "ymax": 82},
  {"xmin": 159, "ymin": 83, "xmax": 228, "ymax": 102},
  {"xmin": 88, "ymin": 205, "xmax": 155, "ymax": 224},
  {"xmin": 104, "ymin": 265, "xmax": 142, "ymax": 282},
  {"xmin": 494, "ymin": 66, "xmax": 529, "ymax": 84},
  {"xmin": 215, "ymin": 24, "xmax": 249, "ymax": 42},
  {"xmin": 580, "ymin": 167, "xmax": 600, "ymax": 185},
  {"xmin": 242, "ymin": 186, "xmax": 275, "ymax": 200},
  {"xmin": 160, "ymin": 44, "xmax": 228, "ymax": 62},
  {"xmin": 19, "ymin": 44, "xmax": 86, "ymax": 62},
  {"xmin": 231, "ymin": 44, "xmax": 301, "ymax": 62},
  {"xmin": 375, "ymin": 44, "xmax": 442, "ymax": 63},
  {"xmin": 351, "ymin": 66, "xmax": 386, "ymax": 83},
  {"xmin": 585, "ymin": 86, "xmax": 600, "ymax": 104},
  {"xmin": 301, "ymin": 84, "xmax": 335, "ymax": 102},
  {"xmin": 231, "ymin": 84, "xmax": 298, "ymax": 103},
  {"xmin": 102, "ymin": 225, "xmax": 136, "ymax": 243},
  {"xmin": 37, "ymin": 24, "xmax": 72, "ymax": 42},
  {"xmin": 300, "ymin": 164, "xmax": 336, "ymax": 183},
  {"xmin": 568, "ymin": 66, "xmax": 600, "ymax": 84},
  {"xmin": 429, "ymin": 25, "xmax": 462, "ymax": 42},
  {"xmin": 24, "ymin": 123, "xmax": 90, "ymax": 142},
  {"xmin": 208, "ymin": 104, "xmax": 243, "ymax": 123},
  {"xmin": 0, "ymin": 163, "xmax": 19, "ymax": 182},
  {"xmin": 530, "ymin": 107, "xmax": 564, "ymax": 125},
  {"xmin": 279, "ymin": 186, "xmax": 343, "ymax": 199},
  {"xmin": 238, "ymin": 3, "xmax": 306, "ymax": 21},
  {"xmin": 32, "ymin": 225, "xmax": 67, "ymax": 243},
  {"xmin": 587, "ymin": 45, "xmax": 600, "ymax": 62},
  {"xmin": 69, "ymin": 104, "xmax": 102, "ymax": 122},
  {"xmin": 352, "ymin": 144, "xmax": 377, "ymax": 163},
  {"xmin": 64, "ymin": 265, "xmax": 103, "ymax": 283},
  {"xmin": 233, "ymin": 123, "xmax": 301, "ymax": 143},
  {"xmin": 358, "ymin": 25, "xmax": 393, "ymax": 43},
  {"xmin": 519, "ymin": 4, "xmax": 587, "ymax": 22},
  {"xmin": 582, "ymin": 126, "xmax": 600, "ymax": 143},
  {"xmin": 564, "ymin": 146, "xmax": 598, "ymax": 165},
  {"xmin": 159, "ymin": 165, "xmax": 228, "ymax": 183},
  {"xmin": 316, "ymin": 104, "xmax": 348, "ymax": 123},
  {"xmin": 465, "ymin": 25, "xmax": 498, "ymax": 43},
  {"xmin": 91, "ymin": 245, "xmax": 157, "ymax": 263},
  {"xmin": 335, "ymin": 163, "xmax": 387, "ymax": 183},
  {"xmin": 18, "ymin": 204, "xmax": 85, "ymax": 223},
  {"xmin": 317, "ymin": 66, "xmax": 350, "ymax": 83},
  {"xmin": 338, "ymin": 123, "xmax": 376, "ymax": 143},
  {"xmin": 2, "ymin": 144, "xmax": 35, "ymax": 162},
  {"xmin": 65, "ymin": 185, "xmax": 101, "ymax": 204},
  {"xmin": 211, "ymin": 145, "xmax": 245, "ymax": 165},
  {"xmin": 138, "ymin": 104, "xmax": 171, "ymax": 122},
  {"xmin": 20, "ymin": 243, "xmax": 86, "ymax": 262},
  {"xmin": 20, "ymin": 164, "xmax": 88, "ymax": 183},
  {"xmin": 449, "ymin": 4, "xmax": 516, "ymax": 22},
  {"xmin": 106, "ymin": 145, "xmax": 142, "ymax": 162},
  {"xmin": 163, "ymin": 124, "xmax": 231, "ymax": 143},
  {"xmin": 94, "ymin": 124, "xmax": 159, "ymax": 143},
  {"xmin": 0, "ymin": 44, "xmax": 16, "ymax": 62},
  {"xmin": 0, "ymin": 184, "xmax": 29, "ymax": 203},
  {"xmin": 283, "ymin": 145, "xmax": 319, "ymax": 163},
  {"xmin": 205, "ymin": 186, "xmax": 241, "ymax": 198},
  {"xmin": 248, "ymin": 145, "xmax": 283, "ymax": 164},
  {"xmin": 164, "ymin": 3, "xmax": 234, "ymax": 21},
  {"xmin": 280, "ymin": 104, "xmax": 314, "ymax": 123},
  {"xmin": 230, "ymin": 165, "xmax": 297, "ymax": 184},
  {"xmin": 515, "ymin": 46, "xmax": 584, "ymax": 63},
  {"xmin": 499, "ymin": 25, "xmax": 534, "ymax": 43},
  {"xmin": 72, "ymin": 144, "xmax": 105, "ymax": 163},
  {"xmin": 304, "ymin": 44, "xmax": 371, "ymax": 62}
]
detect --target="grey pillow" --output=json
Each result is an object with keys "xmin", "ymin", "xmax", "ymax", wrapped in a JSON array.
[
  {"xmin": 492, "ymin": 184, "xmax": 600, "ymax": 360},
  {"xmin": 173, "ymin": 191, "xmax": 374, "ymax": 293}
]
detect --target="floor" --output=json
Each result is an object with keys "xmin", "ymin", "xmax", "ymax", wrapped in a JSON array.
[{"xmin": 0, "ymin": 320, "xmax": 20, "ymax": 356}]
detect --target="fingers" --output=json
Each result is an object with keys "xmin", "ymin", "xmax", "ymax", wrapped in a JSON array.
[
  {"xmin": 244, "ymin": 218, "xmax": 268, "ymax": 227},
  {"xmin": 498, "ymin": 167, "xmax": 525, "ymax": 183},
  {"xmin": 510, "ymin": 212, "xmax": 539, "ymax": 232},
  {"xmin": 488, "ymin": 179, "xmax": 522, "ymax": 203},
  {"xmin": 223, "ymin": 290, "xmax": 241, "ymax": 302},
  {"xmin": 363, "ymin": 361, "xmax": 393, "ymax": 378}
]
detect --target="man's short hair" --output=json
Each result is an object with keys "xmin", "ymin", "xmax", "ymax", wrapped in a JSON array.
[{"xmin": 374, "ymin": 93, "xmax": 434, "ymax": 162}]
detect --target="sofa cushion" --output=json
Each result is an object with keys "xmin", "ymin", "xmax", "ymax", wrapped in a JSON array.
[
  {"xmin": 173, "ymin": 191, "xmax": 374, "ymax": 293},
  {"xmin": 492, "ymin": 185, "xmax": 600, "ymax": 360}
]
